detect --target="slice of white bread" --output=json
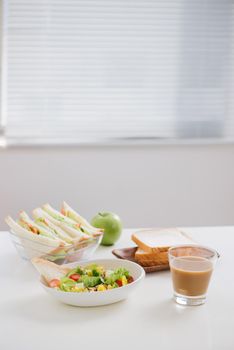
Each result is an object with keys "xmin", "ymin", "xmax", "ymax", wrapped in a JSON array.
[
  {"xmin": 32, "ymin": 257, "xmax": 70, "ymax": 284},
  {"xmin": 132, "ymin": 228, "xmax": 195, "ymax": 254},
  {"xmin": 133, "ymin": 228, "xmax": 195, "ymax": 267}
]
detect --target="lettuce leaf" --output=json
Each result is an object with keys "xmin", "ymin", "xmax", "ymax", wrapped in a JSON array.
[
  {"xmin": 104, "ymin": 268, "xmax": 130, "ymax": 285},
  {"xmin": 59, "ymin": 277, "xmax": 76, "ymax": 292},
  {"xmin": 79, "ymin": 275, "xmax": 101, "ymax": 287}
]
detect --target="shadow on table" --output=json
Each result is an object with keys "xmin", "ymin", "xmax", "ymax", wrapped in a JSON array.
[
  {"xmin": 3, "ymin": 294, "xmax": 128, "ymax": 325},
  {"xmin": 138, "ymin": 299, "xmax": 213, "ymax": 350},
  {"xmin": 142, "ymin": 298, "xmax": 209, "ymax": 322}
]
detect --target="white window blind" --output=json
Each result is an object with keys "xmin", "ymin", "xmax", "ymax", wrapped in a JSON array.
[{"xmin": 1, "ymin": 0, "xmax": 234, "ymax": 145}]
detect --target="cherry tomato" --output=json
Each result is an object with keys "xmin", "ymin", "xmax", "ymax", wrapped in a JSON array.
[
  {"xmin": 116, "ymin": 279, "xmax": 122, "ymax": 287},
  {"xmin": 127, "ymin": 276, "xmax": 134, "ymax": 283},
  {"xmin": 49, "ymin": 279, "xmax": 60, "ymax": 288},
  {"xmin": 69, "ymin": 274, "xmax": 81, "ymax": 281}
]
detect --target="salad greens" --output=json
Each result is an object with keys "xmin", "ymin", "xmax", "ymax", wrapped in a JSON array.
[{"xmin": 48, "ymin": 264, "xmax": 134, "ymax": 292}]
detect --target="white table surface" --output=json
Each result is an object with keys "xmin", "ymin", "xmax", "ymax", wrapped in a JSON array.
[{"xmin": 1, "ymin": 227, "xmax": 233, "ymax": 350}]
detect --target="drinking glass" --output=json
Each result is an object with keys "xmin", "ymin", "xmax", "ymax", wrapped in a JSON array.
[{"xmin": 168, "ymin": 245, "xmax": 218, "ymax": 306}]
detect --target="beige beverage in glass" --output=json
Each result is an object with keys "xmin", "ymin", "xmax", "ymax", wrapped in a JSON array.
[{"xmin": 168, "ymin": 245, "xmax": 218, "ymax": 306}]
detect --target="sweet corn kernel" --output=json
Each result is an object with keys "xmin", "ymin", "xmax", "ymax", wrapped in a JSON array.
[
  {"xmin": 97, "ymin": 285, "xmax": 106, "ymax": 292},
  {"xmin": 107, "ymin": 285, "xmax": 113, "ymax": 290},
  {"xmin": 122, "ymin": 276, "xmax": 128, "ymax": 286},
  {"xmin": 73, "ymin": 286, "xmax": 85, "ymax": 292}
]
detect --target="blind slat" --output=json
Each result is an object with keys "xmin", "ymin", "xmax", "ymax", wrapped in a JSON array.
[{"xmin": 3, "ymin": 0, "xmax": 234, "ymax": 143}]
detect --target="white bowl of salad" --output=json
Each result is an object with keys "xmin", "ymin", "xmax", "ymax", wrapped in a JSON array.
[{"xmin": 32, "ymin": 258, "xmax": 145, "ymax": 307}]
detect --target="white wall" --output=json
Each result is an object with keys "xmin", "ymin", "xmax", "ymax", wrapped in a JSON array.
[{"xmin": 0, "ymin": 144, "xmax": 234, "ymax": 230}]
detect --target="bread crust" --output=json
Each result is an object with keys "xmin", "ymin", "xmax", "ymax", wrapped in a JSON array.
[{"xmin": 135, "ymin": 248, "xmax": 169, "ymax": 266}]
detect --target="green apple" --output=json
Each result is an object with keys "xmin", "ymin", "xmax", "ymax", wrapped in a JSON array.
[{"xmin": 91, "ymin": 212, "xmax": 122, "ymax": 246}]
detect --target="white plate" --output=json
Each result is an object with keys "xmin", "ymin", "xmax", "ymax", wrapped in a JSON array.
[{"xmin": 40, "ymin": 258, "xmax": 145, "ymax": 307}]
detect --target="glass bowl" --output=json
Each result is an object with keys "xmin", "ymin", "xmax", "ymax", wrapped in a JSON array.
[{"xmin": 9, "ymin": 230, "xmax": 103, "ymax": 265}]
